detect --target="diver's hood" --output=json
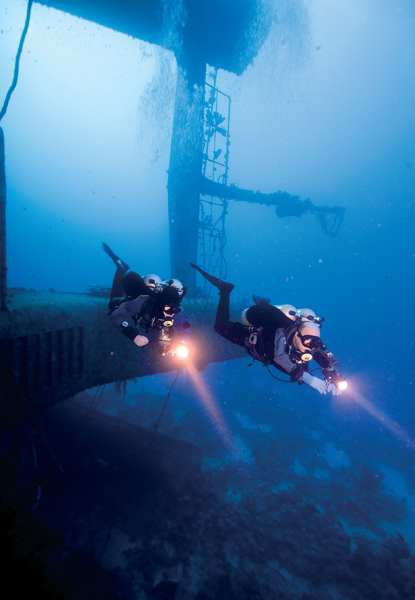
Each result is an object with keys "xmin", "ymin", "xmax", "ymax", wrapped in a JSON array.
[{"xmin": 155, "ymin": 286, "xmax": 181, "ymax": 307}]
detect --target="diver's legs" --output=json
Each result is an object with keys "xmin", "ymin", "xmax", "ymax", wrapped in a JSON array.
[
  {"xmin": 214, "ymin": 315, "xmax": 246, "ymax": 347},
  {"xmin": 122, "ymin": 271, "xmax": 148, "ymax": 298},
  {"xmin": 214, "ymin": 290, "xmax": 246, "ymax": 347},
  {"xmin": 110, "ymin": 267, "xmax": 126, "ymax": 303},
  {"xmin": 189, "ymin": 263, "xmax": 244, "ymax": 345},
  {"xmin": 215, "ymin": 290, "xmax": 231, "ymax": 325},
  {"xmin": 104, "ymin": 243, "xmax": 132, "ymax": 305},
  {"xmin": 109, "ymin": 270, "xmax": 148, "ymax": 308}
]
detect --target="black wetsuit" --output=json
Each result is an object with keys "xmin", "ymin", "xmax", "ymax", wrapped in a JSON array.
[
  {"xmin": 214, "ymin": 289, "xmax": 339, "ymax": 381},
  {"xmin": 108, "ymin": 267, "xmax": 190, "ymax": 344},
  {"xmin": 107, "ymin": 268, "xmax": 157, "ymax": 341},
  {"xmin": 109, "ymin": 268, "xmax": 151, "ymax": 307}
]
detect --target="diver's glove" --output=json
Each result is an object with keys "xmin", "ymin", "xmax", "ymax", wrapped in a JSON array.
[
  {"xmin": 327, "ymin": 383, "xmax": 342, "ymax": 396},
  {"xmin": 134, "ymin": 335, "xmax": 149, "ymax": 347},
  {"xmin": 301, "ymin": 372, "xmax": 327, "ymax": 394}
]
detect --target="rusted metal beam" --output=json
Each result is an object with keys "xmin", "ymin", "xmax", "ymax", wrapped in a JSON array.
[
  {"xmin": 200, "ymin": 176, "xmax": 346, "ymax": 237},
  {"xmin": 200, "ymin": 176, "xmax": 344, "ymax": 215}
]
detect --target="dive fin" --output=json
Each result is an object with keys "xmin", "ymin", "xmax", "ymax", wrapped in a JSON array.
[
  {"xmin": 103, "ymin": 243, "xmax": 130, "ymax": 272},
  {"xmin": 190, "ymin": 263, "xmax": 234, "ymax": 294}
]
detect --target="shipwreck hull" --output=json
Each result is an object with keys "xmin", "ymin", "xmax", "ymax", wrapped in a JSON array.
[{"xmin": 0, "ymin": 288, "xmax": 246, "ymax": 422}]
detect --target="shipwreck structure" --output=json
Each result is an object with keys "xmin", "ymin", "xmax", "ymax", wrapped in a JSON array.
[
  {"xmin": 0, "ymin": 288, "xmax": 247, "ymax": 421},
  {"xmin": 37, "ymin": 0, "xmax": 344, "ymax": 287},
  {"xmin": 0, "ymin": 0, "xmax": 345, "ymax": 419}
]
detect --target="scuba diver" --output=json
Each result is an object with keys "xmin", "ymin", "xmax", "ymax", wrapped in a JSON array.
[
  {"xmin": 103, "ymin": 243, "xmax": 190, "ymax": 352},
  {"xmin": 190, "ymin": 263, "xmax": 344, "ymax": 395}
]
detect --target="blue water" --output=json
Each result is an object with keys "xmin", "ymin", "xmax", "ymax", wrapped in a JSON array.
[{"xmin": 1, "ymin": 0, "xmax": 415, "ymax": 598}]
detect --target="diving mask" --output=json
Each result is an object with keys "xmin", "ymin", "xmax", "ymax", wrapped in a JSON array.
[{"xmin": 298, "ymin": 333, "xmax": 327, "ymax": 351}]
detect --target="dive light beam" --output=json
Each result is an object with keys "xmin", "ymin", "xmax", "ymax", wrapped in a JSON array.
[
  {"xmin": 185, "ymin": 359, "xmax": 234, "ymax": 450},
  {"xmin": 346, "ymin": 383, "xmax": 415, "ymax": 451}
]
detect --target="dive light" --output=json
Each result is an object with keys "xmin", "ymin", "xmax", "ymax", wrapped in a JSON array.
[
  {"xmin": 156, "ymin": 316, "xmax": 189, "ymax": 359},
  {"xmin": 175, "ymin": 344, "xmax": 189, "ymax": 359},
  {"xmin": 322, "ymin": 368, "xmax": 348, "ymax": 391},
  {"xmin": 159, "ymin": 342, "xmax": 189, "ymax": 359},
  {"xmin": 157, "ymin": 329, "xmax": 189, "ymax": 359}
]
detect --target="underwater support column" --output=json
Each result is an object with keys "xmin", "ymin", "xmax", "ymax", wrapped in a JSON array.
[
  {"xmin": 167, "ymin": 68, "xmax": 205, "ymax": 291},
  {"xmin": 0, "ymin": 128, "xmax": 7, "ymax": 311}
]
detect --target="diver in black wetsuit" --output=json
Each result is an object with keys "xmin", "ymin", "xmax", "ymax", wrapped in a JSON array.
[
  {"xmin": 104, "ymin": 244, "xmax": 190, "ymax": 348},
  {"xmin": 190, "ymin": 263, "xmax": 342, "ymax": 396}
]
